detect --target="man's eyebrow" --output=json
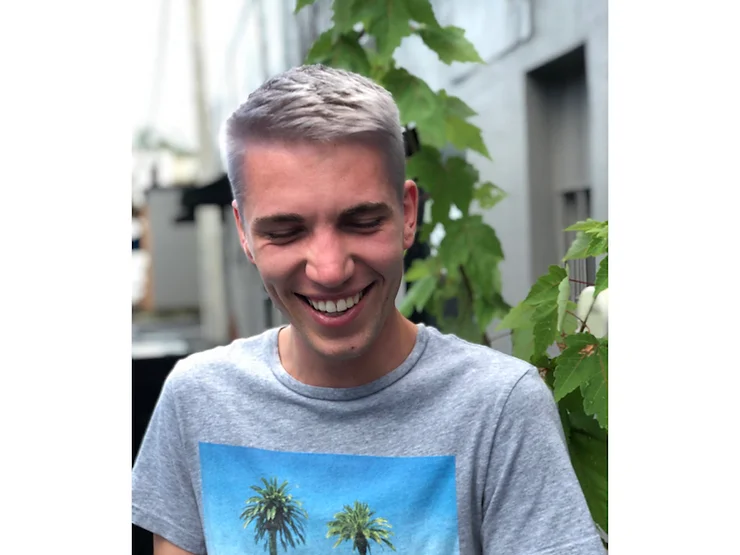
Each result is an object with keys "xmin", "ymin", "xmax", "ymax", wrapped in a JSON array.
[
  {"xmin": 252, "ymin": 202, "xmax": 392, "ymax": 228},
  {"xmin": 252, "ymin": 213, "xmax": 305, "ymax": 228},
  {"xmin": 340, "ymin": 202, "xmax": 392, "ymax": 218}
]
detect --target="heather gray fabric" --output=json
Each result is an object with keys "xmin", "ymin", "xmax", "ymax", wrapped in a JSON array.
[{"xmin": 132, "ymin": 324, "xmax": 605, "ymax": 554}]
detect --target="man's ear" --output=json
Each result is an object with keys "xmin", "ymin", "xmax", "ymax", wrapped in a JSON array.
[
  {"xmin": 402, "ymin": 180, "xmax": 419, "ymax": 250},
  {"xmin": 232, "ymin": 200, "xmax": 254, "ymax": 263}
]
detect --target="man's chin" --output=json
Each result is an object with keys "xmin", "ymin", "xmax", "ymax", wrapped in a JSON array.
[{"xmin": 309, "ymin": 333, "xmax": 373, "ymax": 362}]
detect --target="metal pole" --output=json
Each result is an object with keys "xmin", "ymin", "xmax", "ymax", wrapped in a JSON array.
[{"xmin": 188, "ymin": 0, "xmax": 217, "ymax": 180}]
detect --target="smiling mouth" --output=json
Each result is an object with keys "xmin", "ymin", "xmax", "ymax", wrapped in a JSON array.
[{"xmin": 296, "ymin": 284, "xmax": 374, "ymax": 316}]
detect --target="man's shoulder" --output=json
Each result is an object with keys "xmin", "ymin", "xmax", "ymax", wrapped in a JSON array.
[
  {"xmin": 165, "ymin": 328, "xmax": 277, "ymax": 392},
  {"xmin": 422, "ymin": 325, "xmax": 536, "ymax": 391}
]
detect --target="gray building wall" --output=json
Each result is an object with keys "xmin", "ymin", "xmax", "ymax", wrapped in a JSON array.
[{"xmin": 145, "ymin": 188, "xmax": 200, "ymax": 312}]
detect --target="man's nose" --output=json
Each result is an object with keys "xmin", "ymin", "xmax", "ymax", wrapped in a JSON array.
[{"xmin": 305, "ymin": 230, "xmax": 355, "ymax": 288}]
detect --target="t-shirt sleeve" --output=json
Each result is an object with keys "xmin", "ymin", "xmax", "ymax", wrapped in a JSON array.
[
  {"xmin": 481, "ymin": 366, "xmax": 606, "ymax": 555},
  {"xmin": 132, "ymin": 365, "xmax": 206, "ymax": 555}
]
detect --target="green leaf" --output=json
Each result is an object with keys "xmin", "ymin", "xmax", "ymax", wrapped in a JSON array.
[
  {"xmin": 473, "ymin": 181, "xmax": 507, "ymax": 210},
  {"xmin": 406, "ymin": 145, "xmax": 445, "ymax": 182},
  {"xmin": 497, "ymin": 302, "xmax": 535, "ymax": 331},
  {"xmin": 305, "ymin": 29, "xmax": 334, "ymax": 63},
  {"xmin": 408, "ymin": 149, "xmax": 486, "ymax": 228},
  {"xmin": 405, "ymin": 146, "xmax": 449, "ymax": 224},
  {"xmin": 583, "ymin": 365, "xmax": 608, "ymax": 430},
  {"xmin": 417, "ymin": 25, "xmax": 484, "ymax": 64},
  {"xmin": 569, "ymin": 420, "xmax": 608, "ymax": 532},
  {"xmin": 556, "ymin": 273, "xmax": 571, "ymax": 332},
  {"xmin": 562, "ymin": 231, "xmax": 592, "ymax": 261},
  {"xmin": 404, "ymin": 258, "xmax": 432, "ymax": 282},
  {"xmin": 553, "ymin": 334, "xmax": 607, "ymax": 422},
  {"xmin": 511, "ymin": 326, "xmax": 534, "ymax": 362},
  {"xmin": 440, "ymin": 216, "xmax": 503, "ymax": 270},
  {"xmin": 445, "ymin": 116, "xmax": 490, "ymax": 159},
  {"xmin": 525, "ymin": 265, "xmax": 568, "ymax": 305},
  {"xmin": 382, "ymin": 68, "xmax": 447, "ymax": 148},
  {"xmin": 331, "ymin": 0, "xmax": 359, "ymax": 36},
  {"xmin": 439, "ymin": 89, "xmax": 476, "ymax": 118},
  {"xmin": 437, "ymin": 229, "xmax": 469, "ymax": 270},
  {"xmin": 594, "ymin": 256, "xmax": 608, "ymax": 297},
  {"xmin": 565, "ymin": 219, "xmax": 608, "ymax": 236},
  {"xmin": 294, "ymin": 0, "xmax": 317, "ymax": 13},
  {"xmin": 585, "ymin": 235, "xmax": 608, "ymax": 258},
  {"xmin": 473, "ymin": 294, "xmax": 501, "ymax": 334},
  {"xmin": 347, "ymin": 0, "xmax": 384, "ymax": 23},
  {"xmin": 443, "ymin": 156, "xmax": 477, "ymax": 215},
  {"xmin": 466, "ymin": 252, "xmax": 508, "ymax": 334},
  {"xmin": 464, "ymin": 216, "xmax": 504, "ymax": 260},
  {"xmin": 305, "ymin": 30, "xmax": 372, "ymax": 75},
  {"xmin": 558, "ymin": 387, "xmax": 608, "ymax": 531},
  {"xmin": 399, "ymin": 274, "xmax": 437, "ymax": 316},
  {"xmin": 366, "ymin": 0, "xmax": 413, "ymax": 62},
  {"xmin": 562, "ymin": 220, "xmax": 608, "ymax": 260},
  {"xmin": 533, "ymin": 306, "xmax": 558, "ymax": 356},
  {"xmin": 404, "ymin": 0, "xmax": 440, "ymax": 27},
  {"xmin": 465, "ymin": 253, "xmax": 503, "ymax": 303},
  {"xmin": 553, "ymin": 333, "xmax": 599, "ymax": 400}
]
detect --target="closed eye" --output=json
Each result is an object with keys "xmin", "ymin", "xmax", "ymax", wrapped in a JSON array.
[
  {"xmin": 261, "ymin": 229, "xmax": 304, "ymax": 242},
  {"xmin": 347, "ymin": 218, "xmax": 384, "ymax": 232}
]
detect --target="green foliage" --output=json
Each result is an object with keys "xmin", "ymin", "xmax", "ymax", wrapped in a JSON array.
[
  {"xmin": 299, "ymin": 0, "xmax": 607, "ymax": 539},
  {"xmin": 417, "ymin": 25, "xmax": 484, "ymax": 64},
  {"xmin": 563, "ymin": 219, "xmax": 608, "ymax": 261},
  {"xmin": 594, "ymin": 256, "xmax": 608, "ymax": 297},
  {"xmin": 560, "ymin": 389, "xmax": 608, "ymax": 533},
  {"xmin": 554, "ymin": 333, "xmax": 608, "ymax": 429},
  {"xmin": 497, "ymin": 219, "xmax": 609, "ymax": 534},
  {"xmin": 305, "ymin": 30, "xmax": 372, "ymax": 75}
]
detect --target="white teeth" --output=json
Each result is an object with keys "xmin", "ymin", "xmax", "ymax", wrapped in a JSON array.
[{"xmin": 307, "ymin": 291, "xmax": 364, "ymax": 314}]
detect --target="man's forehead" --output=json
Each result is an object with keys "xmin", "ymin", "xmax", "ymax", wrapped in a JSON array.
[{"xmin": 240, "ymin": 140, "xmax": 397, "ymax": 215}]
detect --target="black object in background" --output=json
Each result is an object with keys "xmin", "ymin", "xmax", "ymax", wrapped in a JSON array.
[{"xmin": 132, "ymin": 354, "xmax": 184, "ymax": 555}]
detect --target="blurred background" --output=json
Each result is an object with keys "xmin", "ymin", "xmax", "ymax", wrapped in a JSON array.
[
  {"xmin": 132, "ymin": 0, "xmax": 607, "ymax": 350},
  {"xmin": 132, "ymin": 1, "xmax": 607, "ymax": 550}
]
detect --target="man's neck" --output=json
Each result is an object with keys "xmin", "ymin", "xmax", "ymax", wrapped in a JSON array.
[{"xmin": 278, "ymin": 311, "xmax": 419, "ymax": 388}]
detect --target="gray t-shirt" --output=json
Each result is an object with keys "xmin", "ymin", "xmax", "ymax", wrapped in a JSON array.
[{"xmin": 132, "ymin": 324, "xmax": 605, "ymax": 555}]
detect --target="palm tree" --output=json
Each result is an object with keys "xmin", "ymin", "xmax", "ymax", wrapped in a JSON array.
[
  {"xmin": 326, "ymin": 501, "xmax": 396, "ymax": 554},
  {"xmin": 239, "ymin": 477, "xmax": 308, "ymax": 555}
]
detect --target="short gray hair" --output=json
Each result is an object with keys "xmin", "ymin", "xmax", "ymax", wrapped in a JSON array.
[{"xmin": 220, "ymin": 64, "xmax": 405, "ymax": 208}]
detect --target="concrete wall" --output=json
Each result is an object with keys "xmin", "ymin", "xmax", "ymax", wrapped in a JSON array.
[{"xmin": 145, "ymin": 188, "xmax": 200, "ymax": 311}]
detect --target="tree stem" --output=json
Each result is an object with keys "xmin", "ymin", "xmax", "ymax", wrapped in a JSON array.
[
  {"xmin": 578, "ymin": 297, "xmax": 597, "ymax": 334},
  {"xmin": 567, "ymin": 310, "xmax": 591, "ymax": 333}
]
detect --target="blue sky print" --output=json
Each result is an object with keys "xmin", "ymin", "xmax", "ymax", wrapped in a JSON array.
[{"xmin": 199, "ymin": 443, "xmax": 460, "ymax": 555}]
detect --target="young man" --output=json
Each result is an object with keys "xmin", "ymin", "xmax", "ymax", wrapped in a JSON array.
[{"xmin": 132, "ymin": 64, "xmax": 605, "ymax": 555}]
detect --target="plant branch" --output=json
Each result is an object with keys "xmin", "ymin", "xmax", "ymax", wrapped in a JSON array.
[
  {"xmin": 578, "ymin": 297, "xmax": 597, "ymax": 334},
  {"xmin": 567, "ymin": 310, "xmax": 590, "ymax": 333}
]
